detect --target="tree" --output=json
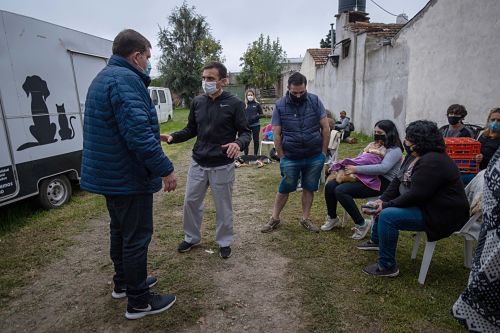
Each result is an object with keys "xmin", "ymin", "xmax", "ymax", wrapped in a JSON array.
[
  {"xmin": 238, "ymin": 34, "xmax": 286, "ymax": 91},
  {"xmin": 157, "ymin": 2, "xmax": 224, "ymax": 105},
  {"xmin": 320, "ymin": 27, "xmax": 336, "ymax": 48}
]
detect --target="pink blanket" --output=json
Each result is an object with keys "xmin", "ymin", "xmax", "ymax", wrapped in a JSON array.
[{"xmin": 329, "ymin": 152, "xmax": 383, "ymax": 191}]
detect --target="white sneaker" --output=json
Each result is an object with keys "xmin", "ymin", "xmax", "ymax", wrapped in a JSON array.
[
  {"xmin": 321, "ymin": 216, "xmax": 341, "ymax": 231},
  {"xmin": 351, "ymin": 219, "xmax": 373, "ymax": 240}
]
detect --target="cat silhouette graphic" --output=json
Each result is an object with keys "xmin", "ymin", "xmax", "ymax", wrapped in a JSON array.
[
  {"xmin": 56, "ymin": 103, "xmax": 76, "ymax": 140},
  {"xmin": 18, "ymin": 75, "xmax": 57, "ymax": 151}
]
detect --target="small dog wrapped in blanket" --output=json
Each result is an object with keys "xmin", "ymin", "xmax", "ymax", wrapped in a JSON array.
[
  {"xmin": 326, "ymin": 142, "xmax": 386, "ymax": 188},
  {"xmin": 235, "ymin": 155, "xmax": 272, "ymax": 168}
]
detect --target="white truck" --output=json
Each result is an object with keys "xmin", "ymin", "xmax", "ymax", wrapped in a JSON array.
[{"xmin": 0, "ymin": 10, "xmax": 112, "ymax": 209}]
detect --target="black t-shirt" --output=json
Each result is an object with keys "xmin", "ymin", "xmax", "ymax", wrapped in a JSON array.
[{"xmin": 478, "ymin": 135, "xmax": 500, "ymax": 169}]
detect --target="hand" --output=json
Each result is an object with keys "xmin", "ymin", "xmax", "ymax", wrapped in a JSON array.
[
  {"xmin": 161, "ymin": 172, "xmax": 177, "ymax": 192},
  {"xmin": 277, "ymin": 150, "xmax": 284, "ymax": 159},
  {"xmin": 160, "ymin": 134, "xmax": 173, "ymax": 143},
  {"xmin": 344, "ymin": 165, "xmax": 357, "ymax": 175},
  {"xmin": 372, "ymin": 199, "xmax": 384, "ymax": 214},
  {"xmin": 221, "ymin": 142, "xmax": 240, "ymax": 159},
  {"xmin": 475, "ymin": 154, "xmax": 483, "ymax": 163}
]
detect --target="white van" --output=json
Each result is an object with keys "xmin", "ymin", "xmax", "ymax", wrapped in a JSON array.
[{"xmin": 148, "ymin": 87, "xmax": 173, "ymax": 123}]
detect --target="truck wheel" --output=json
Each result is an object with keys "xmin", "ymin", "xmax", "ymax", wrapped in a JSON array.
[{"xmin": 38, "ymin": 175, "xmax": 72, "ymax": 209}]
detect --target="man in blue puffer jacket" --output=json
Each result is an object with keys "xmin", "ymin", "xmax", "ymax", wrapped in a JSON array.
[{"xmin": 81, "ymin": 29, "xmax": 176, "ymax": 320}]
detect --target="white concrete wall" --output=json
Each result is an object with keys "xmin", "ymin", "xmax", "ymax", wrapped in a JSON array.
[
  {"xmin": 403, "ymin": 0, "xmax": 500, "ymax": 128},
  {"xmin": 299, "ymin": 52, "xmax": 316, "ymax": 88}
]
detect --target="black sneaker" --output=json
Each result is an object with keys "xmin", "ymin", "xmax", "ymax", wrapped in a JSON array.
[
  {"xmin": 362, "ymin": 263, "xmax": 399, "ymax": 277},
  {"xmin": 219, "ymin": 246, "xmax": 232, "ymax": 259},
  {"xmin": 177, "ymin": 240, "xmax": 200, "ymax": 253},
  {"xmin": 356, "ymin": 240, "xmax": 379, "ymax": 251},
  {"xmin": 112, "ymin": 276, "xmax": 159, "ymax": 299},
  {"xmin": 125, "ymin": 293, "xmax": 176, "ymax": 320}
]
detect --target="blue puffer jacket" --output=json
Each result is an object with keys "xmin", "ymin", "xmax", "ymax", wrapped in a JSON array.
[{"xmin": 80, "ymin": 55, "xmax": 174, "ymax": 195}]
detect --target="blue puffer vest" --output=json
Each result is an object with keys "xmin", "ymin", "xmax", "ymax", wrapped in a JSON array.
[
  {"xmin": 80, "ymin": 55, "xmax": 174, "ymax": 195},
  {"xmin": 275, "ymin": 93, "xmax": 323, "ymax": 159}
]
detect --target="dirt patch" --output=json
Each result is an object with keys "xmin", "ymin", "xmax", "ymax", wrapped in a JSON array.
[{"xmin": 0, "ymin": 155, "xmax": 303, "ymax": 332}]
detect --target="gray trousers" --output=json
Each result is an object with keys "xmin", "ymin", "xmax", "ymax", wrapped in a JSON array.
[{"xmin": 183, "ymin": 160, "xmax": 235, "ymax": 247}]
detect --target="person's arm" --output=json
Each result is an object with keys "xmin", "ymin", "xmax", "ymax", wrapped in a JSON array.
[
  {"xmin": 380, "ymin": 177, "xmax": 401, "ymax": 202},
  {"xmin": 354, "ymin": 147, "xmax": 402, "ymax": 175},
  {"xmin": 320, "ymin": 117, "xmax": 330, "ymax": 155},
  {"xmin": 383, "ymin": 156, "xmax": 445, "ymax": 208},
  {"xmin": 169, "ymin": 100, "xmax": 198, "ymax": 143},
  {"xmin": 273, "ymin": 125, "xmax": 284, "ymax": 158},
  {"xmin": 112, "ymin": 76, "xmax": 174, "ymax": 178},
  {"xmin": 256, "ymin": 103, "xmax": 264, "ymax": 119},
  {"xmin": 336, "ymin": 118, "xmax": 349, "ymax": 130}
]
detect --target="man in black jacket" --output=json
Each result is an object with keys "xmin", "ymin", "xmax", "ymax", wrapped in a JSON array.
[{"xmin": 162, "ymin": 62, "xmax": 251, "ymax": 259}]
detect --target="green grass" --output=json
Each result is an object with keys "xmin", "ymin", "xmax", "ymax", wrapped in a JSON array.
[{"xmin": 0, "ymin": 111, "xmax": 469, "ymax": 332}]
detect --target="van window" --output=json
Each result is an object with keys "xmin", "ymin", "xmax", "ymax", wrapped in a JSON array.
[
  {"xmin": 158, "ymin": 90, "xmax": 166, "ymax": 104},
  {"xmin": 151, "ymin": 90, "xmax": 159, "ymax": 105}
]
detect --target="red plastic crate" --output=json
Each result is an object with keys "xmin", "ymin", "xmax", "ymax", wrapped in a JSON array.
[
  {"xmin": 445, "ymin": 137, "xmax": 481, "ymax": 159},
  {"xmin": 452, "ymin": 159, "xmax": 480, "ymax": 173}
]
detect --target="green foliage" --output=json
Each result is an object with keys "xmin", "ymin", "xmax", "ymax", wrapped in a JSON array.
[
  {"xmin": 157, "ymin": 1, "xmax": 224, "ymax": 105},
  {"xmin": 320, "ymin": 27, "xmax": 336, "ymax": 48},
  {"xmin": 238, "ymin": 34, "xmax": 286, "ymax": 90}
]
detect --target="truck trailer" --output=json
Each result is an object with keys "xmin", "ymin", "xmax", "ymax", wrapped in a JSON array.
[{"xmin": 0, "ymin": 10, "xmax": 112, "ymax": 209}]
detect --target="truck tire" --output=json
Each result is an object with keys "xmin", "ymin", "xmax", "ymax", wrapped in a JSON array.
[{"xmin": 38, "ymin": 175, "xmax": 72, "ymax": 209}]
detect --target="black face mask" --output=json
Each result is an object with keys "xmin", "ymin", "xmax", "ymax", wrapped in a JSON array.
[
  {"xmin": 448, "ymin": 116, "xmax": 462, "ymax": 125},
  {"xmin": 403, "ymin": 143, "xmax": 412, "ymax": 156},
  {"xmin": 374, "ymin": 134, "xmax": 386, "ymax": 142},
  {"xmin": 289, "ymin": 92, "xmax": 307, "ymax": 104}
]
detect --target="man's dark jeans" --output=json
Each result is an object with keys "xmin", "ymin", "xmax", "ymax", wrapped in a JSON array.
[{"xmin": 105, "ymin": 194, "xmax": 153, "ymax": 307}]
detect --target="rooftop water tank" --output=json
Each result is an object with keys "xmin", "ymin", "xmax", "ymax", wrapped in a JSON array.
[{"xmin": 338, "ymin": 0, "xmax": 366, "ymax": 13}]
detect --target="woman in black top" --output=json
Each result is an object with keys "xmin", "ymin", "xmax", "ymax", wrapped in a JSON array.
[
  {"xmin": 358, "ymin": 120, "xmax": 469, "ymax": 277},
  {"xmin": 243, "ymin": 89, "xmax": 264, "ymax": 155},
  {"xmin": 476, "ymin": 108, "xmax": 500, "ymax": 170}
]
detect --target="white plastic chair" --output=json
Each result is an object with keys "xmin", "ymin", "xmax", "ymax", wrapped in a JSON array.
[
  {"xmin": 411, "ymin": 212, "xmax": 482, "ymax": 285},
  {"xmin": 321, "ymin": 130, "xmax": 343, "ymax": 183},
  {"xmin": 258, "ymin": 140, "xmax": 275, "ymax": 156}
]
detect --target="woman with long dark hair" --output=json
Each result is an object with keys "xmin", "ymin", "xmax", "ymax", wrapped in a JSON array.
[
  {"xmin": 358, "ymin": 120, "xmax": 469, "ymax": 277},
  {"xmin": 322, "ymin": 120, "xmax": 403, "ymax": 240}
]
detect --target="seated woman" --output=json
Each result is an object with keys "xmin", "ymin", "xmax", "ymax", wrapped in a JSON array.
[
  {"xmin": 322, "ymin": 120, "xmax": 403, "ymax": 239},
  {"xmin": 326, "ymin": 141, "xmax": 386, "ymax": 191},
  {"xmin": 476, "ymin": 108, "xmax": 500, "ymax": 169},
  {"xmin": 357, "ymin": 120, "xmax": 469, "ymax": 277},
  {"xmin": 461, "ymin": 108, "xmax": 500, "ymax": 185}
]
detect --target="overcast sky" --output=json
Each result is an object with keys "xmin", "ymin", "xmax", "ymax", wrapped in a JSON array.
[{"xmin": 2, "ymin": 0, "xmax": 429, "ymax": 76}]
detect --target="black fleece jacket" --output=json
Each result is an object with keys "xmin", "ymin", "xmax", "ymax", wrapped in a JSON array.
[
  {"xmin": 171, "ymin": 91, "xmax": 251, "ymax": 167},
  {"xmin": 381, "ymin": 152, "xmax": 469, "ymax": 241}
]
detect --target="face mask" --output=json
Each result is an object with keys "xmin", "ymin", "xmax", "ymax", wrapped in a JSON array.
[
  {"xmin": 489, "ymin": 121, "xmax": 500, "ymax": 132},
  {"xmin": 289, "ymin": 91, "xmax": 307, "ymax": 104},
  {"xmin": 403, "ymin": 142, "xmax": 412, "ymax": 155},
  {"xmin": 447, "ymin": 116, "xmax": 462, "ymax": 125},
  {"xmin": 144, "ymin": 60, "xmax": 152, "ymax": 76},
  {"xmin": 247, "ymin": 96, "xmax": 254, "ymax": 102},
  {"xmin": 374, "ymin": 134, "xmax": 386, "ymax": 142},
  {"xmin": 202, "ymin": 80, "xmax": 218, "ymax": 94}
]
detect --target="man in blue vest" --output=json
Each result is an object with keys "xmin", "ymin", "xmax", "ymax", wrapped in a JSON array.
[{"xmin": 261, "ymin": 72, "xmax": 330, "ymax": 233}]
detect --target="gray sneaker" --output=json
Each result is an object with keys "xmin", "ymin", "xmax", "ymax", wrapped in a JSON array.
[
  {"xmin": 321, "ymin": 216, "xmax": 341, "ymax": 231},
  {"xmin": 356, "ymin": 240, "xmax": 379, "ymax": 251},
  {"xmin": 300, "ymin": 218, "xmax": 320, "ymax": 233},
  {"xmin": 261, "ymin": 217, "xmax": 281, "ymax": 233},
  {"xmin": 351, "ymin": 219, "xmax": 373, "ymax": 240}
]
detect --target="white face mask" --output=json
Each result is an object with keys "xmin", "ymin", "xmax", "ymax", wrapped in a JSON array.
[
  {"xmin": 202, "ymin": 80, "xmax": 218, "ymax": 94},
  {"xmin": 247, "ymin": 95, "xmax": 254, "ymax": 102}
]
